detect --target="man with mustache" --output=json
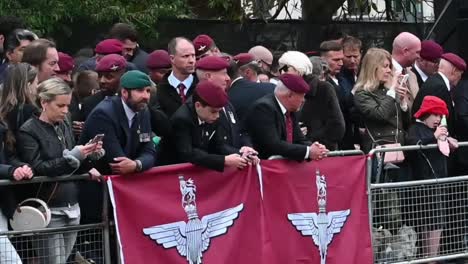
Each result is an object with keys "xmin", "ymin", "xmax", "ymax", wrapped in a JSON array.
[{"xmin": 79, "ymin": 70, "xmax": 155, "ymax": 225}]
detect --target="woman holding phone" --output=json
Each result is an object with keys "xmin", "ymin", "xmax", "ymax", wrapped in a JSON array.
[
  {"xmin": 353, "ymin": 48, "xmax": 411, "ymax": 154},
  {"xmin": 17, "ymin": 78, "xmax": 104, "ymax": 264}
]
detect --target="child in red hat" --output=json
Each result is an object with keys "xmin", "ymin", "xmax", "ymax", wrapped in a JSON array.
[{"xmin": 406, "ymin": 95, "xmax": 458, "ymax": 261}]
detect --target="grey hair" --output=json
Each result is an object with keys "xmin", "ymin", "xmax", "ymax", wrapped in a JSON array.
[
  {"xmin": 195, "ymin": 68, "xmax": 207, "ymax": 80},
  {"xmin": 309, "ymin": 56, "xmax": 328, "ymax": 77},
  {"xmin": 274, "ymin": 80, "xmax": 290, "ymax": 96},
  {"xmin": 38, "ymin": 77, "xmax": 72, "ymax": 102}
]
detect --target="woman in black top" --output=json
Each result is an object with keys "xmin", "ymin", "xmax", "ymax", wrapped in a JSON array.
[{"xmin": 17, "ymin": 78, "xmax": 104, "ymax": 264}]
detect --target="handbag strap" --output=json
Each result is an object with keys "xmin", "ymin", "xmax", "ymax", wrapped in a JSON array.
[{"xmin": 364, "ymin": 95, "xmax": 400, "ymax": 144}]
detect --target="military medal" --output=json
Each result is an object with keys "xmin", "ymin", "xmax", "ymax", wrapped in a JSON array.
[{"xmin": 139, "ymin": 133, "xmax": 150, "ymax": 142}]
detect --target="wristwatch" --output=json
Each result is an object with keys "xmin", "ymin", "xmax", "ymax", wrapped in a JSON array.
[{"xmin": 135, "ymin": 160, "xmax": 143, "ymax": 172}]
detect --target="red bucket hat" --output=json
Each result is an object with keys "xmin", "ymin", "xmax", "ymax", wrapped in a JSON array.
[{"xmin": 414, "ymin": 96, "xmax": 449, "ymax": 119}]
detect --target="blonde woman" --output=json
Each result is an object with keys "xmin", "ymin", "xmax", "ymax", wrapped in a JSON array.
[
  {"xmin": 353, "ymin": 48, "xmax": 411, "ymax": 154},
  {"xmin": 17, "ymin": 78, "xmax": 103, "ymax": 264}
]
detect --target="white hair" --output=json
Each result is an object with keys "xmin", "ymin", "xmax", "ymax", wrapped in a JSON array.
[{"xmin": 278, "ymin": 51, "xmax": 313, "ymax": 76}]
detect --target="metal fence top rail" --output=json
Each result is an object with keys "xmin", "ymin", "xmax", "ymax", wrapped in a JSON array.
[
  {"xmin": 0, "ymin": 174, "xmax": 90, "ymax": 186},
  {"xmin": 368, "ymin": 141, "xmax": 468, "ymax": 156},
  {"xmin": 369, "ymin": 174, "xmax": 468, "ymax": 189},
  {"xmin": 327, "ymin": 149, "xmax": 365, "ymax": 157}
]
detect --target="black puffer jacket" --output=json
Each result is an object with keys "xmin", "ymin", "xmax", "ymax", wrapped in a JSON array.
[{"xmin": 17, "ymin": 117, "xmax": 82, "ymax": 207}]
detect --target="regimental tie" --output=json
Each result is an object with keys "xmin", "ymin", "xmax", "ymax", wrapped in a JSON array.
[
  {"xmin": 285, "ymin": 112, "xmax": 293, "ymax": 143},
  {"xmin": 178, "ymin": 83, "xmax": 186, "ymax": 103}
]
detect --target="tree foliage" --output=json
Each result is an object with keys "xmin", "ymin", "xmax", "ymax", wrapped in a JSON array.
[{"xmin": 0, "ymin": 0, "xmax": 188, "ymax": 38}]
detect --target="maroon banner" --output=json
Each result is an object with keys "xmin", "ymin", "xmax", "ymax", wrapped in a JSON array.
[
  {"xmin": 108, "ymin": 156, "xmax": 373, "ymax": 264},
  {"xmin": 108, "ymin": 164, "xmax": 262, "ymax": 264},
  {"xmin": 260, "ymin": 156, "xmax": 373, "ymax": 264}
]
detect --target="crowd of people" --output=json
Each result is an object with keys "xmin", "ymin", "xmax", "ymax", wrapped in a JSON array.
[{"xmin": 0, "ymin": 15, "xmax": 467, "ymax": 263}]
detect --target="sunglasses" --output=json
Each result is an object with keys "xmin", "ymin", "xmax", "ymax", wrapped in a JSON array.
[{"xmin": 15, "ymin": 29, "xmax": 38, "ymax": 42}]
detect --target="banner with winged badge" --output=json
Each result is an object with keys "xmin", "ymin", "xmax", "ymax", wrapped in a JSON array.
[
  {"xmin": 108, "ymin": 163, "xmax": 262, "ymax": 264},
  {"xmin": 260, "ymin": 156, "xmax": 373, "ymax": 264}
]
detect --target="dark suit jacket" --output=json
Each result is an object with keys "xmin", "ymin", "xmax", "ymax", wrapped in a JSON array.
[
  {"xmin": 155, "ymin": 72, "xmax": 198, "ymax": 118},
  {"xmin": 79, "ymin": 92, "xmax": 106, "ymax": 122},
  {"xmin": 329, "ymin": 75, "xmax": 357, "ymax": 150},
  {"xmin": 218, "ymin": 103, "xmax": 252, "ymax": 149},
  {"xmin": 245, "ymin": 93, "xmax": 311, "ymax": 160},
  {"xmin": 159, "ymin": 101, "xmax": 238, "ymax": 171},
  {"xmin": 79, "ymin": 96, "xmax": 155, "ymax": 174},
  {"xmin": 228, "ymin": 78, "xmax": 274, "ymax": 127},
  {"xmin": 412, "ymin": 73, "xmax": 455, "ymax": 134},
  {"xmin": 130, "ymin": 48, "xmax": 149, "ymax": 73},
  {"xmin": 299, "ymin": 76, "xmax": 345, "ymax": 150},
  {"xmin": 454, "ymin": 80, "xmax": 468, "ymax": 173}
]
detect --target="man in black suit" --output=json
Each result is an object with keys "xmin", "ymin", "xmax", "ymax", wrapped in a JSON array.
[
  {"xmin": 195, "ymin": 55, "xmax": 255, "ymax": 149},
  {"xmin": 245, "ymin": 74, "xmax": 329, "ymax": 161},
  {"xmin": 78, "ymin": 70, "xmax": 155, "ymax": 224},
  {"xmin": 454, "ymin": 80, "xmax": 468, "ymax": 175},
  {"xmin": 79, "ymin": 54, "xmax": 127, "ymax": 121},
  {"xmin": 411, "ymin": 40, "xmax": 443, "ymax": 88},
  {"xmin": 320, "ymin": 40, "xmax": 357, "ymax": 150},
  {"xmin": 228, "ymin": 53, "xmax": 274, "ymax": 126},
  {"xmin": 155, "ymin": 37, "xmax": 197, "ymax": 117},
  {"xmin": 413, "ymin": 53, "xmax": 466, "ymax": 135},
  {"xmin": 160, "ymin": 80, "xmax": 258, "ymax": 171}
]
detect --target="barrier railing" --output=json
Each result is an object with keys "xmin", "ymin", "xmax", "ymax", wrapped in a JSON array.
[
  {"xmin": 0, "ymin": 174, "xmax": 111, "ymax": 264},
  {"xmin": 368, "ymin": 142, "xmax": 468, "ymax": 264}
]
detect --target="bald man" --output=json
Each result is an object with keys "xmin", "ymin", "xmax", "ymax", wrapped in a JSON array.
[
  {"xmin": 391, "ymin": 32, "xmax": 421, "ymax": 103},
  {"xmin": 248, "ymin": 45, "xmax": 273, "ymax": 78}
]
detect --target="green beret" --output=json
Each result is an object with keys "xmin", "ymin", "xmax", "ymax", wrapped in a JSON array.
[{"xmin": 120, "ymin": 70, "xmax": 152, "ymax": 89}]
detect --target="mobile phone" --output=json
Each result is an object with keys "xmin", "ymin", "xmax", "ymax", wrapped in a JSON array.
[
  {"xmin": 90, "ymin": 134, "xmax": 105, "ymax": 144},
  {"xmin": 399, "ymin": 74, "xmax": 409, "ymax": 85}
]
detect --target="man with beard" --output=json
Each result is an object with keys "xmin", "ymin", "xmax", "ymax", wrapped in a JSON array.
[
  {"xmin": 78, "ymin": 70, "xmax": 155, "ymax": 225},
  {"xmin": 248, "ymin": 45, "xmax": 274, "ymax": 81},
  {"xmin": 79, "ymin": 54, "xmax": 127, "ymax": 121},
  {"xmin": 155, "ymin": 37, "xmax": 197, "ymax": 117},
  {"xmin": 108, "ymin": 22, "xmax": 149, "ymax": 73}
]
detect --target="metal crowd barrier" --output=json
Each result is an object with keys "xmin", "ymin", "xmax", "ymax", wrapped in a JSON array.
[
  {"xmin": 0, "ymin": 174, "xmax": 111, "ymax": 264},
  {"xmin": 368, "ymin": 142, "xmax": 468, "ymax": 264}
]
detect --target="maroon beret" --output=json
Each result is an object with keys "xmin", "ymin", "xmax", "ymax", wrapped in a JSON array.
[
  {"xmin": 420, "ymin": 40, "xmax": 443, "ymax": 62},
  {"xmin": 96, "ymin": 54, "xmax": 127, "ymax": 72},
  {"xmin": 95, "ymin": 39, "xmax": 123, "ymax": 55},
  {"xmin": 196, "ymin": 56, "xmax": 229, "ymax": 71},
  {"xmin": 195, "ymin": 80, "xmax": 228, "ymax": 108},
  {"xmin": 193, "ymin": 34, "xmax": 214, "ymax": 57},
  {"xmin": 147, "ymin": 50, "xmax": 171, "ymax": 69},
  {"xmin": 279, "ymin": 73, "xmax": 310, "ymax": 94},
  {"xmin": 233, "ymin": 53, "xmax": 255, "ymax": 67},
  {"xmin": 442, "ymin": 53, "xmax": 467, "ymax": 71},
  {"xmin": 57, "ymin": 52, "xmax": 74, "ymax": 73}
]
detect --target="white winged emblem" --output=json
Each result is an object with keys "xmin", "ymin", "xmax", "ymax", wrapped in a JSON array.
[
  {"xmin": 143, "ymin": 176, "xmax": 243, "ymax": 264},
  {"xmin": 288, "ymin": 170, "xmax": 350, "ymax": 264}
]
